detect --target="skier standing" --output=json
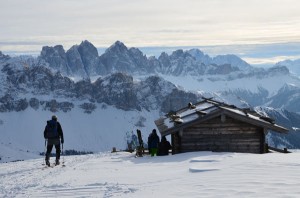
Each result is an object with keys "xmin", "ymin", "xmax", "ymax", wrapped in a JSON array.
[
  {"xmin": 148, "ymin": 129, "xmax": 160, "ymax": 157},
  {"xmin": 44, "ymin": 115, "xmax": 64, "ymax": 166}
]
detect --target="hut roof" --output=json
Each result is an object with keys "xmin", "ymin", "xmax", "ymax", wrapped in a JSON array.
[{"xmin": 155, "ymin": 98, "xmax": 289, "ymax": 136}]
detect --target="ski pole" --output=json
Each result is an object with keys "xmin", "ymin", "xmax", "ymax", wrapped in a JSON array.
[
  {"xmin": 62, "ymin": 143, "xmax": 65, "ymax": 167},
  {"xmin": 43, "ymin": 139, "xmax": 47, "ymax": 165}
]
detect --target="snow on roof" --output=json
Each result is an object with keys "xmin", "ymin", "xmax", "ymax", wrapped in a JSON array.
[{"xmin": 155, "ymin": 98, "xmax": 288, "ymax": 135}]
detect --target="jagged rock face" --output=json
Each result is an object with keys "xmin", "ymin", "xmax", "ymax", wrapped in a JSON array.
[
  {"xmin": 136, "ymin": 76, "xmax": 177, "ymax": 110},
  {"xmin": 269, "ymin": 83, "xmax": 300, "ymax": 112},
  {"xmin": 157, "ymin": 50, "xmax": 199, "ymax": 76},
  {"xmin": 157, "ymin": 52, "xmax": 171, "ymax": 74},
  {"xmin": 1, "ymin": 60, "xmax": 203, "ymax": 112},
  {"xmin": 168, "ymin": 50, "xmax": 197, "ymax": 76},
  {"xmin": 99, "ymin": 41, "xmax": 131, "ymax": 74},
  {"xmin": 156, "ymin": 50, "xmax": 243, "ymax": 76},
  {"xmin": 39, "ymin": 45, "xmax": 70, "ymax": 75},
  {"xmin": 77, "ymin": 40, "xmax": 99, "ymax": 76},
  {"xmin": 99, "ymin": 41, "xmax": 152, "ymax": 75},
  {"xmin": 40, "ymin": 41, "xmax": 101, "ymax": 78},
  {"xmin": 161, "ymin": 89, "xmax": 199, "ymax": 113},
  {"xmin": 94, "ymin": 72, "xmax": 140, "ymax": 111},
  {"xmin": 74, "ymin": 79, "xmax": 94, "ymax": 100},
  {"xmin": 129, "ymin": 47, "xmax": 153, "ymax": 73},
  {"xmin": 67, "ymin": 40, "xmax": 103, "ymax": 77},
  {"xmin": 66, "ymin": 45, "xmax": 86, "ymax": 78},
  {"xmin": 187, "ymin": 49, "xmax": 211, "ymax": 65},
  {"xmin": 148, "ymin": 56, "xmax": 162, "ymax": 73},
  {"xmin": 39, "ymin": 40, "xmax": 257, "ymax": 78},
  {"xmin": 263, "ymin": 108, "xmax": 300, "ymax": 149},
  {"xmin": 2, "ymin": 63, "xmax": 75, "ymax": 96}
]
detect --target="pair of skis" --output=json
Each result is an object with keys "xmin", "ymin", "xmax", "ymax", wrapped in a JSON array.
[{"xmin": 42, "ymin": 162, "xmax": 65, "ymax": 170}]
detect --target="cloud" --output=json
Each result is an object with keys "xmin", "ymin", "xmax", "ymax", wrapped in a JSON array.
[
  {"xmin": 1, "ymin": 0, "xmax": 300, "ymax": 66},
  {"xmin": 1, "ymin": 0, "xmax": 300, "ymax": 46}
]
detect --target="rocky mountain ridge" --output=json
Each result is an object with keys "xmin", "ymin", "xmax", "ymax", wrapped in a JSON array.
[
  {"xmin": 0, "ymin": 61, "xmax": 199, "ymax": 113},
  {"xmin": 38, "ymin": 40, "xmax": 257, "ymax": 78}
]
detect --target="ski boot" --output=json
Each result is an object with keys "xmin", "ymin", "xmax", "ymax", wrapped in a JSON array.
[
  {"xmin": 45, "ymin": 160, "xmax": 50, "ymax": 167},
  {"xmin": 55, "ymin": 159, "xmax": 60, "ymax": 166}
]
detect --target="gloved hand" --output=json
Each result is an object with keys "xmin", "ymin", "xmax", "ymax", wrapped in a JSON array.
[{"xmin": 61, "ymin": 139, "xmax": 64, "ymax": 144}]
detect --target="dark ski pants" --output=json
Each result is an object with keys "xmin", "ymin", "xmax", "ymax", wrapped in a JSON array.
[{"xmin": 45, "ymin": 139, "xmax": 61, "ymax": 161}]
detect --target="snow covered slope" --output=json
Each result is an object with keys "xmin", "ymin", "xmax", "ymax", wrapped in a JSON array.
[
  {"xmin": 1, "ymin": 151, "xmax": 300, "ymax": 197},
  {"xmin": 0, "ymin": 106, "xmax": 160, "ymax": 162}
]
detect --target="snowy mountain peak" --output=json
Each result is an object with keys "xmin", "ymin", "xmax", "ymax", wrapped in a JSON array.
[
  {"xmin": 187, "ymin": 48, "xmax": 205, "ymax": 58},
  {"xmin": 186, "ymin": 49, "xmax": 252, "ymax": 71},
  {"xmin": 170, "ymin": 49, "xmax": 193, "ymax": 59},
  {"xmin": 212, "ymin": 54, "xmax": 251, "ymax": 71},
  {"xmin": 187, "ymin": 48, "xmax": 211, "ymax": 65},
  {"xmin": 37, "ymin": 41, "xmax": 262, "ymax": 77},
  {"xmin": 77, "ymin": 40, "xmax": 99, "ymax": 76},
  {"xmin": 40, "ymin": 45, "xmax": 65, "ymax": 57},
  {"xmin": 276, "ymin": 58, "xmax": 300, "ymax": 77},
  {"xmin": 107, "ymin": 40, "xmax": 128, "ymax": 53},
  {"xmin": 39, "ymin": 45, "xmax": 70, "ymax": 75},
  {"xmin": 78, "ymin": 40, "xmax": 98, "ymax": 56}
]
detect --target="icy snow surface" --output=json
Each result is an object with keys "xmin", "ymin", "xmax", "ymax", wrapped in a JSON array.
[{"xmin": 1, "ymin": 151, "xmax": 300, "ymax": 197}]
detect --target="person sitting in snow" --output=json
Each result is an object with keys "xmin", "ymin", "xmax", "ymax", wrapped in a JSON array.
[
  {"xmin": 44, "ymin": 115, "xmax": 64, "ymax": 166},
  {"xmin": 148, "ymin": 129, "xmax": 160, "ymax": 157},
  {"xmin": 158, "ymin": 136, "xmax": 172, "ymax": 156}
]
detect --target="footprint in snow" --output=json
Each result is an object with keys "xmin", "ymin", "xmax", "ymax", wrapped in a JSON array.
[
  {"xmin": 189, "ymin": 158, "xmax": 220, "ymax": 173},
  {"xmin": 190, "ymin": 159, "xmax": 219, "ymax": 163},
  {"xmin": 189, "ymin": 168, "xmax": 219, "ymax": 173}
]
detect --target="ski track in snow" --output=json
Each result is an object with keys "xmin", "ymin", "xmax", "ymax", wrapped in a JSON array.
[
  {"xmin": 2, "ymin": 151, "xmax": 300, "ymax": 197},
  {"xmin": 0, "ymin": 153, "xmax": 138, "ymax": 198}
]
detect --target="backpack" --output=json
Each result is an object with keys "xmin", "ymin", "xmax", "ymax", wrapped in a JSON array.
[{"xmin": 45, "ymin": 120, "xmax": 58, "ymax": 138}]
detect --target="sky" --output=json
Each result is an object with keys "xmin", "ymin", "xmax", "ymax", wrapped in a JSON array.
[{"xmin": 1, "ymin": 0, "xmax": 300, "ymax": 66}]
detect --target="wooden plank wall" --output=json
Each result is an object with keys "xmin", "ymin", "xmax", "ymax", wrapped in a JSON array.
[
  {"xmin": 172, "ymin": 132, "xmax": 181, "ymax": 154},
  {"xmin": 179, "ymin": 116, "xmax": 265, "ymax": 154}
]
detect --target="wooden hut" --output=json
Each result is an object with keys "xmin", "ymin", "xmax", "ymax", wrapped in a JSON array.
[{"xmin": 155, "ymin": 98, "xmax": 288, "ymax": 154}]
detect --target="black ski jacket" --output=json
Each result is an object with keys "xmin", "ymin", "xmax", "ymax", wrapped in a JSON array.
[{"xmin": 44, "ymin": 121, "xmax": 64, "ymax": 142}]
